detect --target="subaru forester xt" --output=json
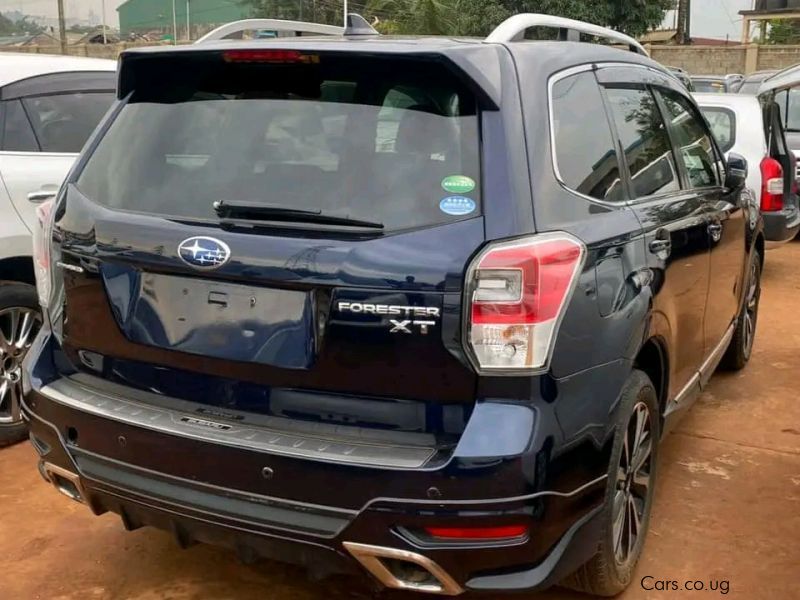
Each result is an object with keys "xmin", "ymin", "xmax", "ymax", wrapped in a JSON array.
[{"xmin": 22, "ymin": 14, "xmax": 764, "ymax": 597}]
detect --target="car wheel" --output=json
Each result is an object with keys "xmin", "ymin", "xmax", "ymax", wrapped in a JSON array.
[
  {"xmin": 0, "ymin": 283, "xmax": 42, "ymax": 448},
  {"xmin": 562, "ymin": 370, "xmax": 659, "ymax": 597},
  {"xmin": 720, "ymin": 251, "xmax": 762, "ymax": 371}
]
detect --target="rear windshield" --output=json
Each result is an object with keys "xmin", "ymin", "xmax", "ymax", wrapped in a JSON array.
[
  {"xmin": 700, "ymin": 107, "xmax": 735, "ymax": 153},
  {"xmin": 692, "ymin": 79, "xmax": 727, "ymax": 94},
  {"xmin": 76, "ymin": 53, "xmax": 481, "ymax": 231},
  {"xmin": 736, "ymin": 80, "xmax": 761, "ymax": 95}
]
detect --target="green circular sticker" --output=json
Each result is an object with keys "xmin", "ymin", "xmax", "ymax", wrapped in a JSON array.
[{"xmin": 441, "ymin": 175, "xmax": 476, "ymax": 194}]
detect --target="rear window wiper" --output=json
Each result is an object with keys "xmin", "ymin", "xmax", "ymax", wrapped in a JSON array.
[{"xmin": 213, "ymin": 200, "xmax": 384, "ymax": 229}]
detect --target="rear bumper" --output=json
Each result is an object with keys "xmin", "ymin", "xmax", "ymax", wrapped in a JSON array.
[
  {"xmin": 763, "ymin": 204, "xmax": 800, "ymax": 244},
  {"xmin": 21, "ymin": 335, "xmax": 622, "ymax": 594}
]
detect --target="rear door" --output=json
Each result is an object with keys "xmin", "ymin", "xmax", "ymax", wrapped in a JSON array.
[
  {"xmin": 598, "ymin": 67, "xmax": 712, "ymax": 400},
  {"xmin": 656, "ymin": 88, "xmax": 745, "ymax": 361},
  {"xmin": 0, "ymin": 72, "xmax": 115, "ymax": 231},
  {"xmin": 51, "ymin": 50, "xmax": 494, "ymax": 426},
  {"xmin": 766, "ymin": 93, "xmax": 800, "ymax": 199}
]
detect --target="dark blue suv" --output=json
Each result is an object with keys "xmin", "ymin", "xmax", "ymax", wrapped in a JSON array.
[{"xmin": 21, "ymin": 14, "xmax": 764, "ymax": 597}]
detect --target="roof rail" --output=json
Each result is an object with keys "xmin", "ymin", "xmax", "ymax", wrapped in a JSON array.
[
  {"xmin": 195, "ymin": 18, "xmax": 343, "ymax": 44},
  {"xmin": 485, "ymin": 13, "xmax": 648, "ymax": 57}
]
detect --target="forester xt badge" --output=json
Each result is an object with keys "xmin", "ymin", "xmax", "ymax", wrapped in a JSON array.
[{"xmin": 337, "ymin": 302, "xmax": 440, "ymax": 335}]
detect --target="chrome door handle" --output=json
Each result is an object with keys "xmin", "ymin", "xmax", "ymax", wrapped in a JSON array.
[
  {"xmin": 27, "ymin": 190, "xmax": 57, "ymax": 203},
  {"xmin": 648, "ymin": 238, "xmax": 671, "ymax": 255}
]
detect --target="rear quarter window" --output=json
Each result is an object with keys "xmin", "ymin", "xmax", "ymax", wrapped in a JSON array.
[
  {"xmin": 551, "ymin": 71, "xmax": 624, "ymax": 202},
  {"xmin": 22, "ymin": 91, "xmax": 115, "ymax": 153},
  {"xmin": 700, "ymin": 107, "xmax": 736, "ymax": 153}
]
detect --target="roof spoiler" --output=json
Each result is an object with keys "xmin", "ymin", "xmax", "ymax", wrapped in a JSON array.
[
  {"xmin": 194, "ymin": 14, "xmax": 378, "ymax": 44},
  {"xmin": 757, "ymin": 64, "xmax": 800, "ymax": 97},
  {"xmin": 485, "ymin": 13, "xmax": 648, "ymax": 57}
]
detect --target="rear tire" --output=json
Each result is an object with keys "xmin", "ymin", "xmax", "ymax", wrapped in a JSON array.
[
  {"xmin": 562, "ymin": 370, "xmax": 660, "ymax": 596},
  {"xmin": 720, "ymin": 251, "xmax": 762, "ymax": 371},
  {"xmin": 0, "ymin": 283, "xmax": 41, "ymax": 447}
]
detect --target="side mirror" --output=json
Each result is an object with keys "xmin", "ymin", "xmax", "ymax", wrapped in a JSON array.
[{"xmin": 725, "ymin": 153, "xmax": 748, "ymax": 190}]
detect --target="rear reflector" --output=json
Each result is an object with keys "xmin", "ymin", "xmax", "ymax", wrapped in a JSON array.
[
  {"xmin": 424, "ymin": 525, "xmax": 528, "ymax": 540},
  {"xmin": 222, "ymin": 49, "xmax": 319, "ymax": 64},
  {"xmin": 465, "ymin": 233, "xmax": 586, "ymax": 373},
  {"xmin": 760, "ymin": 157, "xmax": 784, "ymax": 212}
]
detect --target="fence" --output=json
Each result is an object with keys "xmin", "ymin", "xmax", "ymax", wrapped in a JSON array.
[
  {"xmin": 649, "ymin": 44, "xmax": 800, "ymax": 74},
  {"xmin": 0, "ymin": 41, "xmax": 184, "ymax": 59}
]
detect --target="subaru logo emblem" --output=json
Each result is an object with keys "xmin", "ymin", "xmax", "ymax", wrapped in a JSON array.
[{"xmin": 177, "ymin": 236, "xmax": 231, "ymax": 270}]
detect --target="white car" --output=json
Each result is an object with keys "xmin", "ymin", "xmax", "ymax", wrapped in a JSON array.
[
  {"xmin": 695, "ymin": 92, "xmax": 800, "ymax": 245},
  {"xmin": 0, "ymin": 53, "xmax": 116, "ymax": 445}
]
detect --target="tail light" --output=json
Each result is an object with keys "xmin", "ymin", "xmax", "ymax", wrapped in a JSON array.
[
  {"xmin": 32, "ymin": 199, "xmax": 55, "ymax": 308},
  {"xmin": 760, "ymin": 157, "xmax": 784, "ymax": 212},
  {"xmin": 464, "ymin": 233, "xmax": 586, "ymax": 373}
]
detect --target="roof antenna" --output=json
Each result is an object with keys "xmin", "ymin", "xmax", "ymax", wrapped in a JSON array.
[{"xmin": 344, "ymin": 13, "xmax": 380, "ymax": 36}]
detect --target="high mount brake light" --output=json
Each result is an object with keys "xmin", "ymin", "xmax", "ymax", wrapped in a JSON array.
[
  {"xmin": 465, "ymin": 233, "xmax": 586, "ymax": 373},
  {"xmin": 222, "ymin": 49, "xmax": 320, "ymax": 64},
  {"xmin": 760, "ymin": 157, "xmax": 784, "ymax": 212},
  {"xmin": 32, "ymin": 199, "xmax": 55, "ymax": 308}
]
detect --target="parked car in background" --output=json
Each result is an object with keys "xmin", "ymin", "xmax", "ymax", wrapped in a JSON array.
[
  {"xmin": 23, "ymin": 14, "xmax": 764, "ymax": 598},
  {"xmin": 0, "ymin": 53, "xmax": 116, "ymax": 446},
  {"xmin": 756, "ymin": 64, "xmax": 800, "ymax": 241},
  {"xmin": 696, "ymin": 93, "xmax": 800, "ymax": 244},
  {"xmin": 691, "ymin": 75, "xmax": 730, "ymax": 93},
  {"xmin": 736, "ymin": 70, "xmax": 777, "ymax": 95},
  {"xmin": 667, "ymin": 66, "xmax": 695, "ymax": 91},
  {"xmin": 759, "ymin": 69, "xmax": 800, "ymax": 178}
]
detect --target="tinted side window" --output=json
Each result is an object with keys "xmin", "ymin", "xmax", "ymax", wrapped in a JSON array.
[
  {"xmin": 604, "ymin": 86, "xmax": 680, "ymax": 198},
  {"xmin": 21, "ymin": 91, "xmax": 114, "ymax": 153},
  {"xmin": 775, "ymin": 88, "xmax": 800, "ymax": 132},
  {"xmin": 1, "ymin": 99, "xmax": 38, "ymax": 152},
  {"xmin": 657, "ymin": 90, "xmax": 720, "ymax": 188},
  {"xmin": 552, "ymin": 71, "xmax": 624, "ymax": 202}
]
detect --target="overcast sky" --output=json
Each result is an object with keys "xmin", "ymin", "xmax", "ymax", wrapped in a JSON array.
[{"xmin": 1, "ymin": 0, "xmax": 756, "ymax": 36}]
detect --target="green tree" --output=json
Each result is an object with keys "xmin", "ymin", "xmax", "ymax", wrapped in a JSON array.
[
  {"xmin": 530, "ymin": 0, "xmax": 672, "ymax": 37},
  {"xmin": 239, "ymin": 0, "xmax": 671, "ymax": 38},
  {"xmin": 766, "ymin": 19, "xmax": 800, "ymax": 45},
  {"xmin": 0, "ymin": 12, "xmax": 44, "ymax": 36},
  {"xmin": 0, "ymin": 12, "xmax": 14, "ymax": 35},
  {"xmin": 454, "ymin": 0, "xmax": 512, "ymax": 36}
]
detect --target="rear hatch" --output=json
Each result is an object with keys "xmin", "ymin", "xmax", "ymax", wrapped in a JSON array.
[{"xmin": 50, "ymin": 48, "xmax": 488, "ymax": 443}]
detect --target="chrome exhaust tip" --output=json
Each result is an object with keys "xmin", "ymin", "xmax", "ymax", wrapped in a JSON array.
[
  {"xmin": 343, "ymin": 542, "xmax": 463, "ymax": 596},
  {"xmin": 41, "ymin": 462, "xmax": 86, "ymax": 504}
]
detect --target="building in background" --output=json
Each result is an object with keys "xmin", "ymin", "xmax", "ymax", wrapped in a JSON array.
[
  {"xmin": 117, "ymin": 0, "xmax": 249, "ymax": 40},
  {"xmin": 742, "ymin": 0, "xmax": 800, "ymax": 42},
  {"xmin": 640, "ymin": 29, "xmax": 742, "ymax": 46}
]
